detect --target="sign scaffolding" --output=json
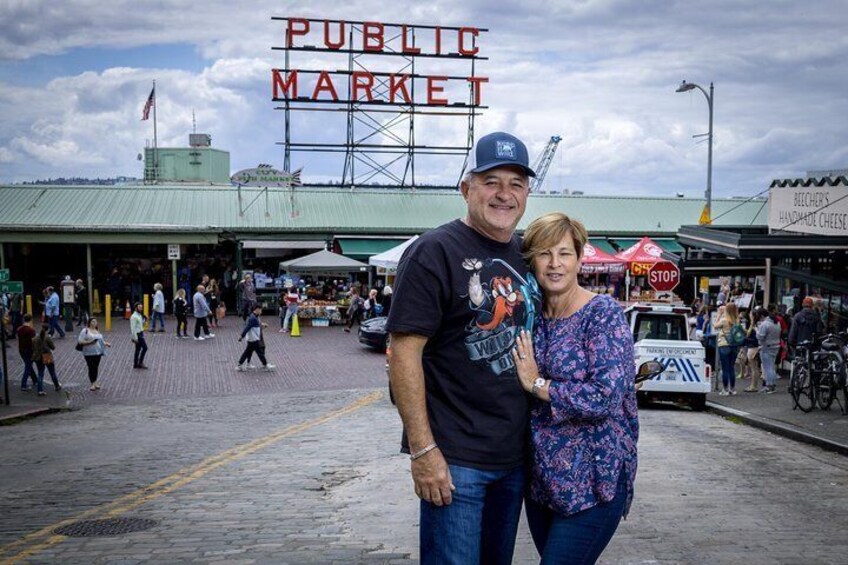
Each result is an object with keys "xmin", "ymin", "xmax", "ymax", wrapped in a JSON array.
[{"xmin": 271, "ymin": 17, "xmax": 488, "ymax": 189}]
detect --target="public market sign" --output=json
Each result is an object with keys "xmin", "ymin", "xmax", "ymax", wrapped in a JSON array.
[
  {"xmin": 231, "ymin": 165, "xmax": 304, "ymax": 187},
  {"xmin": 768, "ymin": 184, "xmax": 848, "ymax": 236},
  {"xmin": 271, "ymin": 18, "xmax": 488, "ymax": 107}
]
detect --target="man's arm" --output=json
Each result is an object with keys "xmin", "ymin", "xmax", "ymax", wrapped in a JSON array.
[{"xmin": 389, "ymin": 332, "xmax": 455, "ymax": 506}]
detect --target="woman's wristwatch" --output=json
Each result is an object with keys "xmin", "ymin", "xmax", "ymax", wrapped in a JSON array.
[{"xmin": 531, "ymin": 377, "xmax": 547, "ymax": 398}]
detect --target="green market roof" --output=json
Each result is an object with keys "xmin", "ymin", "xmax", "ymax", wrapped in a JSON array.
[{"xmin": 0, "ymin": 184, "xmax": 768, "ymax": 243}]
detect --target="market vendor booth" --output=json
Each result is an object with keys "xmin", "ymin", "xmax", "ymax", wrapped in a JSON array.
[
  {"xmin": 614, "ymin": 236, "xmax": 680, "ymax": 302},
  {"xmin": 579, "ymin": 241, "xmax": 626, "ymax": 298},
  {"xmin": 280, "ymin": 249, "xmax": 371, "ymax": 325}
]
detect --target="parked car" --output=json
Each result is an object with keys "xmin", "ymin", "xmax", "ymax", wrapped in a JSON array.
[{"xmin": 358, "ymin": 316, "xmax": 389, "ymax": 352}]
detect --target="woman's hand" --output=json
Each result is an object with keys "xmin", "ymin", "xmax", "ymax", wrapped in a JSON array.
[{"xmin": 511, "ymin": 329, "xmax": 540, "ymax": 393}]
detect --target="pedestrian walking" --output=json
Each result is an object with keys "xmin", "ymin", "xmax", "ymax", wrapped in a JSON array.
[
  {"xmin": 238, "ymin": 274, "xmax": 257, "ymax": 321},
  {"xmin": 74, "ymin": 279, "xmax": 90, "ymax": 326},
  {"xmin": 237, "ymin": 304, "xmax": 275, "ymax": 371},
  {"xmin": 206, "ymin": 279, "xmax": 220, "ymax": 328},
  {"xmin": 173, "ymin": 288, "xmax": 189, "ymax": 338},
  {"xmin": 32, "ymin": 325, "xmax": 61, "ymax": 395},
  {"xmin": 714, "ymin": 303, "xmax": 742, "ymax": 395},
  {"xmin": 130, "ymin": 302, "xmax": 149, "ymax": 369},
  {"xmin": 279, "ymin": 286, "xmax": 299, "ymax": 333},
  {"xmin": 78, "ymin": 318, "xmax": 110, "ymax": 391},
  {"xmin": 9, "ymin": 292, "xmax": 23, "ymax": 336},
  {"xmin": 16, "ymin": 314, "xmax": 38, "ymax": 391},
  {"xmin": 756, "ymin": 307, "xmax": 782, "ymax": 393},
  {"xmin": 343, "ymin": 287, "xmax": 364, "ymax": 333},
  {"xmin": 44, "ymin": 286, "xmax": 65, "ymax": 338},
  {"xmin": 192, "ymin": 285, "xmax": 215, "ymax": 340},
  {"xmin": 151, "ymin": 283, "xmax": 166, "ymax": 332}
]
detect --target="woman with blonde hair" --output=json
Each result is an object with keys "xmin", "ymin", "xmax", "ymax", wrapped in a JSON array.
[
  {"xmin": 714, "ymin": 302, "xmax": 741, "ymax": 395},
  {"xmin": 512, "ymin": 211, "xmax": 638, "ymax": 564}
]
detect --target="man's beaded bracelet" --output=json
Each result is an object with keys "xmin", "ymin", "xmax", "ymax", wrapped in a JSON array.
[{"xmin": 410, "ymin": 443, "xmax": 438, "ymax": 461}]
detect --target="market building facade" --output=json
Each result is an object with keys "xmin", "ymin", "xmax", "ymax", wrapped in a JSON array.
[{"xmin": 1, "ymin": 183, "xmax": 768, "ymax": 321}]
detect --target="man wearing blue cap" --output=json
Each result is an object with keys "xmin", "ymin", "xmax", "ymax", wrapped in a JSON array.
[{"xmin": 388, "ymin": 132, "xmax": 541, "ymax": 564}]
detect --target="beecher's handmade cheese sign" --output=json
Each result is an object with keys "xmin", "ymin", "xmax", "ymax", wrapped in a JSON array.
[
  {"xmin": 767, "ymin": 184, "xmax": 848, "ymax": 236},
  {"xmin": 271, "ymin": 18, "xmax": 488, "ymax": 107}
]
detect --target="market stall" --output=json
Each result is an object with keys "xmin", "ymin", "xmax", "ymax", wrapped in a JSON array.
[
  {"xmin": 579, "ymin": 242, "xmax": 626, "ymax": 296},
  {"xmin": 614, "ymin": 236, "xmax": 677, "ymax": 302},
  {"xmin": 280, "ymin": 249, "xmax": 371, "ymax": 325}
]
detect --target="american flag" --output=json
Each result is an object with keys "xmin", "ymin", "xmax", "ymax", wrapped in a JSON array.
[{"xmin": 141, "ymin": 87, "xmax": 155, "ymax": 121}]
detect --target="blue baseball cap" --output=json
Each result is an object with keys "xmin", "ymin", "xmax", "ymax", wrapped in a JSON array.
[{"xmin": 467, "ymin": 132, "xmax": 536, "ymax": 177}]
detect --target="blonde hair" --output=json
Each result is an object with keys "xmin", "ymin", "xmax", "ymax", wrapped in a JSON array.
[
  {"xmin": 522, "ymin": 212, "xmax": 589, "ymax": 264},
  {"xmin": 724, "ymin": 302, "xmax": 739, "ymax": 324}
]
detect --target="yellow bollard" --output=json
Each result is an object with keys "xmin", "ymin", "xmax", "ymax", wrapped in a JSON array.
[
  {"xmin": 290, "ymin": 314, "xmax": 301, "ymax": 337},
  {"xmin": 92, "ymin": 289, "xmax": 102, "ymax": 314},
  {"xmin": 105, "ymin": 295, "xmax": 112, "ymax": 332},
  {"xmin": 143, "ymin": 294, "xmax": 149, "ymax": 330},
  {"xmin": 25, "ymin": 294, "xmax": 32, "ymax": 316}
]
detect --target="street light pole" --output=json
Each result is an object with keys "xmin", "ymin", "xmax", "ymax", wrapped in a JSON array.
[{"xmin": 676, "ymin": 80, "xmax": 714, "ymax": 224}]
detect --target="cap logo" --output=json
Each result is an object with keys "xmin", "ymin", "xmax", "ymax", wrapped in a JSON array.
[{"xmin": 496, "ymin": 140, "xmax": 516, "ymax": 159}]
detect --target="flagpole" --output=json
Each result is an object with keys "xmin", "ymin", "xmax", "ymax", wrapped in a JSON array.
[{"xmin": 152, "ymin": 80, "xmax": 158, "ymax": 183}]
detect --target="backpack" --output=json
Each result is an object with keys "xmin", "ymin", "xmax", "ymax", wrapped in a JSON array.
[{"xmin": 728, "ymin": 323, "xmax": 746, "ymax": 346}]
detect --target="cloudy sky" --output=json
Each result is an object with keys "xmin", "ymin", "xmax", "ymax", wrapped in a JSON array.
[{"xmin": 2, "ymin": 0, "xmax": 847, "ymax": 198}]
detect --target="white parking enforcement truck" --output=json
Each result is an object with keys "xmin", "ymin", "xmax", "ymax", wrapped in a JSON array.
[{"xmin": 625, "ymin": 303, "xmax": 710, "ymax": 411}]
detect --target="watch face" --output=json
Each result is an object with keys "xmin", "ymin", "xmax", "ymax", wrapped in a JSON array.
[{"xmin": 534, "ymin": 377, "xmax": 546, "ymax": 387}]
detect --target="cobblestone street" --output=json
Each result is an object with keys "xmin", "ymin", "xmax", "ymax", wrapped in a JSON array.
[{"xmin": 1, "ymin": 319, "xmax": 848, "ymax": 564}]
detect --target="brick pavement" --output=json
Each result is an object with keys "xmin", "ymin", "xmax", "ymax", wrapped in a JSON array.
[{"xmin": 1, "ymin": 316, "xmax": 387, "ymax": 412}]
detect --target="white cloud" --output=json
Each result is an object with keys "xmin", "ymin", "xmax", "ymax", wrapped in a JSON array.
[{"xmin": 1, "ymin": 0, "xmax": 848, "ymax": 194}]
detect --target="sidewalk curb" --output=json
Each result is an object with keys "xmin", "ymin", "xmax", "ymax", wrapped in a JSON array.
[
  {"xmin": 0, "ymin": 406, "xmax": 70, "ymax": 426},
  {"xmin": 707, "ymin": 402, "xmax": 848, "ymax": 457}
]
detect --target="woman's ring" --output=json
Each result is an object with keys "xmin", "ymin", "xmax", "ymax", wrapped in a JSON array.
[{"xmin": 519, "ymin": 354, "xmax": 527, "ymax": 360}]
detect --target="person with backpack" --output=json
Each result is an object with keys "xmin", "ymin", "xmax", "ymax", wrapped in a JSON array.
[
  {"xmin": 714, "ymin": 302, "xmax": 745, "ymax": 395},
  {"xmin": 788, "ymin": 296, "xmax": 825, "ymax": 348}
]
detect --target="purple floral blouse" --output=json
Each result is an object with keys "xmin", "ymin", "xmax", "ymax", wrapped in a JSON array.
[{"xmin": 529, "ymin": 294, "xmax": 639, "ymax": 517}]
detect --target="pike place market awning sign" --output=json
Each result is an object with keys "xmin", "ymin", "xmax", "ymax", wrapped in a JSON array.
[{"xmin": 768, "ymin": 184, "xmax": 848, "ymax": 236}]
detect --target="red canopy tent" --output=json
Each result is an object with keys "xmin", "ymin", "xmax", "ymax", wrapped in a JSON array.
[
  {"xmin": 580, "ymin": 242, "xmax": 626, "ymax": 274},
  {"xmin": 614, "ymin": 236, "xmax": 671, "ymax": 276}
]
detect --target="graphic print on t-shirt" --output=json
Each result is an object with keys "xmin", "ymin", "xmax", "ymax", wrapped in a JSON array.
[{"xmin": 462, "ymin": 257, "xmax": 540, "ymax": 376}]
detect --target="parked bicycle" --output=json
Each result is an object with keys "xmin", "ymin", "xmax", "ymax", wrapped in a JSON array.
[
  {"xmin": 789, "ymin": 339, "xmax": 816, "ymax": 413},
  {"xmin": 789, "ymin": 332, "xmax": 848, "ymax": 414}
]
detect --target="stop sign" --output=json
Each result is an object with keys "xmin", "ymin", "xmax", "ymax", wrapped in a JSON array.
[{"xmin": 648, "ymin": 262, "xmax": 680, "ymax": 292}]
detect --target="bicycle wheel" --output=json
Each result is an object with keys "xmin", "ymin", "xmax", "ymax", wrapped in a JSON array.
[
  {"xmin": 790, "ymin": 363, "xmax": 815, "ymax": 413},
  {"xmin": 816, "ymin": 358, "xmax": 838, "ymax": 411}
]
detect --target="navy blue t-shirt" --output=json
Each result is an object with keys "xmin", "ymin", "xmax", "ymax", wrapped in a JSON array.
[{"xmin": 387, "ymin": 219, "xmax": 541, "ymax": 469}]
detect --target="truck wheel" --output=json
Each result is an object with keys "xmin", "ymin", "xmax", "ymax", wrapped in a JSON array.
[
  {"xmin": 690, "ymin": 394, "xmax": 707, "ymax": 412},
  {"xmin": 636, "ymin": 393, "xmax": 651, "ymax": 409}
]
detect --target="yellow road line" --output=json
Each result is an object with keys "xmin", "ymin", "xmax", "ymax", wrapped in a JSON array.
[{"xmin": 0, "ymin": 390, "xmax": 383, "ymax": 564}]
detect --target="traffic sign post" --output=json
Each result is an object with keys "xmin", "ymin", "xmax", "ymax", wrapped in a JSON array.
[{"xmin": 648, "ymin": 262, "xmax": 681, "ymax": 293}]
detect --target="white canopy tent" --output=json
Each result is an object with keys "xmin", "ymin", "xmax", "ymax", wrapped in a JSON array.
[
  {"xmin": 368, "ymin": 235, "xmax": 419, "ymax": 271},
  {"xmin": 280, "ymin": 249, "xmax": 370, "ymax": 274}
]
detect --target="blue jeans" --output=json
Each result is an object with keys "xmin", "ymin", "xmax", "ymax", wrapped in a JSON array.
[
  {"xmin": 526, "ymin": 470, "xmax": 628, "ymax": 565},
  {"xmin": 719, "ymin": 345, "xmax": 739, "ymax": 390},
  {"xmin": 760, "ymin": 346, "xmax": 778, "ymax": 387},
  {"xmin": 47, "ymin": 315, "xmax": 65, "ymax": 338},
  {"xmin": 133, "ymin": 333, "xmax": 148, "ymax": 367},
  {"xmin": 152, "ymin": 311, "xmax": 165, "ymax": 330},
  {"xmin": 35, "ymin": 361, "xmax": 60, "ymax": 392},
  {"xmin": 19, "ymin": 351, "xmax": 37, "ymax": 390},
  {"xmin": 420, "ymin": 464, "xmax": 524, "ymax": 565}
]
